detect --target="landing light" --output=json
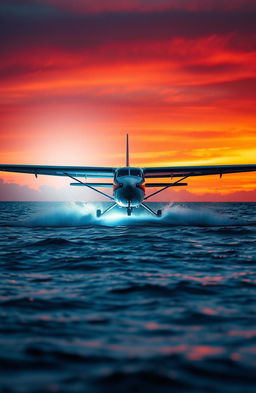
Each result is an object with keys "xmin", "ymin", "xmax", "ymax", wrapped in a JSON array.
[
  {"xmin": 99, "ymin": 210, "xmax": 152, "ymax": 224},
  {"xmin": 101, "ymin": 212, "xmax": 128, "ymax": 222}
]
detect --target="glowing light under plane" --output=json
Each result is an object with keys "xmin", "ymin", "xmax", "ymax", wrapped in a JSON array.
[{"xmin": 0, "ymin": 135, "xmax": 255, "ymax": 217}]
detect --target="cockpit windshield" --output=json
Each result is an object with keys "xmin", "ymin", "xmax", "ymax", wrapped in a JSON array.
[
  {"xmin": 130, "ymin": 169, "xmax": 141, "ymax": 177},
  {"xmin": 117, "ymin": 169, "xmax": 129, "ymax": 177},
  {"xmin": 116, "ymin": 168, "xmax": 143, "ymax": 177}
]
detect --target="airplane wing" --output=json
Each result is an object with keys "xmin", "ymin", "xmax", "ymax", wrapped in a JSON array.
[
  {"xmin": 0, "ymin": 165, "xmax": 115, "ymax": 178},
  {"xmin": 143, "ymin": 164, "xmax": 256, "ymax": 178},
  {"xmin": 1, "ymin": 164, "xmax": 255, "ymax": 179}
]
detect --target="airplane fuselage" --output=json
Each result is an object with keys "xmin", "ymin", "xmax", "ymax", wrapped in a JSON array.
[{"xmin": 113, "ymin": 167, "xmax": 145, "ymax": 207}]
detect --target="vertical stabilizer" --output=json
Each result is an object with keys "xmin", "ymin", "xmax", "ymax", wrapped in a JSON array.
[{"xmin": 126, "ymin": 134, "xmax": 129, "ymax": 167}]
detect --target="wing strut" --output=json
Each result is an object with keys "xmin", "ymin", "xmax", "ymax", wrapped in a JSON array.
[
  {"xmin": 65, "ymin": 173, "xmax": 114, "ymax": 201},
  {"xmin": 144, "ymin": 176, "xmax": 189, "ymax": 200}
]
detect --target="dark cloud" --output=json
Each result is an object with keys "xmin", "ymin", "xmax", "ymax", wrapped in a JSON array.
[
  {"xmin": 0, "ymin": 0, "xmax": 40, "ymax": 5},
  {"xmin": 167, "ymin": 188, "xmax": 256, "ymax": 202},
  {"xmin": 0, "ymin": 4, "xmax": 255, "ymax": 58},
  {"xmin": 196, "ymin": 77, "xmax": 256, "ymax": 100},
  {"xmin": 4, "ymin": 0, "xmax": 256, "ymax": 13},
  {"xmin": 0, "ymin": 63, "xmax": 58, "ymax": 79},
  {"xmin": 0, "ymin": 178, "xmax": 39, "ymax": 200},
  {"xmin": 185, "ymin": 62, "xmax": 241, "ymax": 75}
]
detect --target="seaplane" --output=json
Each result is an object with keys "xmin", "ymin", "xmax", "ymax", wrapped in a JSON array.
[{"xmin": 0, "ymin": 135, "xmax": 255, "ymax": 217}]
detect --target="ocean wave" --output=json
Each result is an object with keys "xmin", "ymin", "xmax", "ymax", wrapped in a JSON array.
[{"xmin": 31, "ymin": 237, "xmax": 73, "ymax": 246}]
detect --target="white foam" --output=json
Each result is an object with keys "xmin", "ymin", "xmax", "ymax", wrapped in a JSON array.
[
  {"xmin": 22, "ymin": 203, "xmax": 95, "ymax": 227},
  {"xmin": 161, "ymin": 204, "xmax": 235, "ymax": 226},
  {"xmin": 19, "ymin": 202, "xmax": 240, "ymax": 227}
]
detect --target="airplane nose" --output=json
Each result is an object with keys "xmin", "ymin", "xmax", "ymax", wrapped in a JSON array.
[
  {"xmin": 114, "ymin": 179, "xmax": 144, "ymax": 207},
  {"xmin": 124, "ymin": 184, "xmax": 134, "ymax": 199}
]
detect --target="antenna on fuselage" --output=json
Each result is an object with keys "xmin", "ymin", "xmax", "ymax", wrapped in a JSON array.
[{"xmin": 126, "ymin": 134, "xmax": 129, "ymax": 167}]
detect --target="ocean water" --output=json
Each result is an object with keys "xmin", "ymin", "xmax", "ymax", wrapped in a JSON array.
[{"xmin": 0, "ymin": 201, "xmax": 255, "ymax": 393}]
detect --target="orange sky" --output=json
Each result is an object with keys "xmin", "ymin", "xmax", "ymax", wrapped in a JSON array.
[{"xmin": 0, "ymin": 0, "xmax": 255, "ymax": 200}]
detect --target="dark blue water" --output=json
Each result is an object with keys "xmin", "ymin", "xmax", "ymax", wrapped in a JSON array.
[{"xmin": 0, "ymin": 202, "xmax": 255, "ymax": 393}]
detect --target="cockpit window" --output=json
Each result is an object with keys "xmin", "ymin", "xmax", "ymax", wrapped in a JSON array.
[
  {"xmin": 117, "ymin": 169, "xmax": 129, "ymax": 177},
  {"xmin": 116, "ymin": 168, "xmax": 143, "ymax": 177},
  {"xmin": 130, "ymin": 169, "xmax": 141, "ymax": 177}
]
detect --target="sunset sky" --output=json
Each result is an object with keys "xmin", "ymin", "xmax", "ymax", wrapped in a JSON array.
[{"xmin": 0, "ymin": 0, "xmax": 256, "ymax": 201}]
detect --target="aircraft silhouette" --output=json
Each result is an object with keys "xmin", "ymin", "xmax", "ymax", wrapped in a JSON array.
[{"xmin": 0, "ymin": 135, "xmax": 255, "ymax": 217}]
